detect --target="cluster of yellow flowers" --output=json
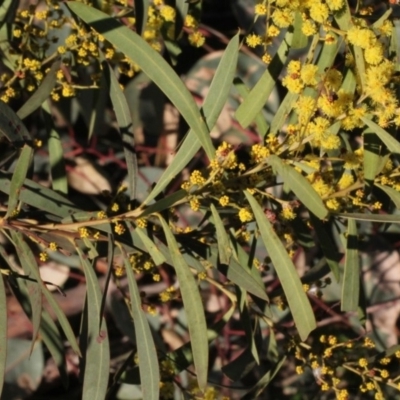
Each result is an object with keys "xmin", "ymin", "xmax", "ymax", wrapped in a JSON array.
[
  {"xmin": 297, "ymin": 334, "xmax": 400, "ymax": 399},
  {"xmin": 0, "ymin": 0, "xmax": 204, "ymax": 102}
]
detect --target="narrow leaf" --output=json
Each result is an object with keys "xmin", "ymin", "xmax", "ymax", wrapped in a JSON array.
[
  {"xmin": 268, "ymin": 155, "xmax": 328, "ymax": 219},
  {"xmin": 159, "ymin": 216, "xmax": 208, "ymax": 390},
  {"xmin": 135, "ymin": 227, "xmax": 166, "ymax": 266},
  {"xmin": 241, "ymin": 356, "xmax": 286, "ymax": 400},
  {"xmin": 341, "ymin": 219, "xmax": 359, "ymax": 312},
  {"xmin": 210, "ymin": 204, "xmax": 232, "ymax": 265},
  {"xmin": 269, "ymin": 92, "xmax": 298, "ymax": 136},
  {"xmin": 233, "ymin": 77, "xmax": 268, "ymax": 137},
  {"xmin": 376, "ymin": 183, "xmax": 400, "ymax": 209},
  {"xmin": 143, "ymin": 33, "xmax": 240, "ymax": 204},
  {"xmin": 245, "ymin": 191, "xmax": 316, "ymax": 340},
  {"xmin": 107, "ymin": 63, "xmax": 138, "ymax": 201},
  {"xmin": 292, "ymin": 11, "xmax": 308, "ymax": 49},
  {"xmin": 5, "ymin": 144, "xmax": 33, "ymax": 218},
  {"xmin": 17, "ymin": 61, "xmax": 60, "ymax": 120},
  {"xmin": 361, "ymin": 116, "xmax": 400, "ymax": 154},
  {"xmin": 67, "ymin": 2, "xmax": 214, "ymax": 159},
  {"xmin": 209, "ymin": 243, "xmax": 269, "ymax": 301},
  {"xmin": 11, "ymin": 232, "xmax": 81, "ymax": 356},
  {"xmin": 0, "ymin": 171, "xmax": 80, "ymax": 218},
  {"xmin": 0, "ymin": 100, "xmax": 30, "ymax": 143},
  {"xmin": 363, "ymin": 130, "xmax": 382, "ymax": 183},
  {"xmin": 335, "ymin": 212, "xmax": 400, "ymax": 223},
  {"xmin": 10, "ymin": 231, "xmax": 42, "ymax": 353},
  {"xmin": 39, "ymin": 310, "xmax": 69, "ymax": 388},
  {"xmin": 121, "ymin": 247, "xmax": 160, "ymax": 400},
  {"xmin": 77, "ymin": 248, "xmax": 110, "ymax": 400},
  {"xmin": 235, "ymin": 30, "xmax": 293, "ymax": 128},
  {"xmin": 42, "ymin": 102, "xmax": 68, "ymax": 194}
]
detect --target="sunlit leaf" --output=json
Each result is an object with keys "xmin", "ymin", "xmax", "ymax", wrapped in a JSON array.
[
  {"xmin": 42, "ymin": 102, "xmax": 68, "ymax": 194},
  {"xmin": 17, "ymin": 61, "xmax": 60, "ymax": 120},
  {"xmin": 159, "ymin": 216, "xmax": 208, "ymax": 390},
  {"xmin": 5, "ymin": 144, "xmax": 33, "ymax": 218},
  {"xmin": 143, "ymin": 33, "xmax": 240, "ymax": 204},
  {"xmin": 0, "ymin": 171, "xmax": 80, "ymax": 218},
  {"xmin": 120, "ymin": 246, "xmax": 160, "ymax": 400},
  {"xmin": 245, "ymin": 191, "xmax": 316, "ymax": 340},
  {"xmin": 361, "ymin": 116, "xmax": 400, "ymax": 154},
  {"xmin": 39, "ymin": 310, "xmax": 69, "ymax": 389},
  {"xmin": 11, "ymin": 232, "xmax": 81, "ymax": 356},
  {"xmin": 376, "ymin": 183, "xmax": 400, "ymax": 209},
  {"xmin": 135, "ymin": 227, "xmax": 166, "ymax": 266},
  {"xmin": 268, "ymin": 155, "xmax": 328, "ymax": 219},
  {"xmin": 210, "ymin": 204, "xmax": 232, "ymax": 265},
  {"xmin": 292, "ymin": 11, "xmax": 307, "ymax": 49},
  {"xmin": 10, "ymin": 231, "xmax": 43, "ymax": 353},
  {"xmin": 335, "ymin": 212, "xmax": 400, "ymax": 223},
  {"xmin": 208, "ymin": 243, "xmax": 268, "ymax": 301},
  {"xmin": 67, "ymin": 2, "xmax": 215, "ymax": 159},
  {"xmin": 0, "ymin": 100, "xmax": 30, "ymax": 143},
  {"xmin": 77, "ymin": 248, "xmax": 110, "ymax": 400},
  {"xmin": 233, "ymin": 77, "xmax": 268, "ymax": 138},
  {"xmin": 107, "ymin": 63, "xmax": 138, "ymax": 201},
  {"xmin": 235, "ymin": 30, "xmax": 293, "ymax": 128}
]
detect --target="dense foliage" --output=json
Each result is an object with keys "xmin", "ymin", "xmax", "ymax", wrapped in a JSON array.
[{"xmin": 1, "ymin": 0, "xmax": 400, "ymax": 399}]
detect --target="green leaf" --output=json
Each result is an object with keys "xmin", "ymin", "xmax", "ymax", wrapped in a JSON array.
[
  {"xmin": 99, "ymin": 235, "xmax": 114, "ymax": 339},
  {"xmin": 121, "ymin": 248, "xmax": 160, "ymax": 400},
  {"xmin": 0, "ymin": 268, "xmax": 6, "ymax": 396},
  {"xmin": 361, "ymin": 116, "xmax": 400, "ymax": 154},
  {"xmin": 268, "ymin": 155, "xmax": 328, "ymax": 219},
  {"xmin": 292, "ymin": 11, "xmax": 308, "ymax": 49},
  {"xmin": 0, "ymin": 100, "xmax": 30, "ymax": 143},
  {"xmin": 42, "ymin": 102, "xmax": 68, "ymax": 194},
  {"xmin": 143, "ymin": 33, "xmax": 240, "ymax": 204},
  {"xmin": 241, "ymin": 356, "xmax": 286, "ymax": 400},
  {"xmin": 107, "ymin": 63, "xmax": 138, "ymax": 201},
  {"xmin": 158, "ymin": 216, "xmax": 208, "ymax": 390},
  {"xmin": 39, "ymin": 310, "xmax": 69, "ymax": 389},
  {"xmin": 210, "ymin": 204, "xmax": 232, "ymax": 265},
  {"xmin": 140, "ymin": 190, "xmax": 187, "ymax": 217},
  {"xmin": 17, "ymin": 61, "xmax": 60, "ymax": 120},
  {"xmin": 235, "ymin": 30, "xmax": 293, "ymax": 128},
  {"xmin": 88, "ymin": 72, "xmax": 108, "ymax": 142},
  {"xmin": 335, "ymin": 212, "xmax": 400, "ymax": 223},
  {"xmin": 245, "ymin": 191, "xmax": 316, "ymax": 340},
  {"xmin": 164, "ymin": 305, "xmax": 235, "ymax": 376},
  {"xmin": 375, "ymin": 184, "xmax": 400, "ymax": 209},
  {"xmin": 77, "ymin": 248, "xmax": 110, "ymax": 400},
  {"xmin": 67, "ymin": 2, "xmax": 214, "ymax": 159},
  {"xmin": 209, "ymin": 243, "xmax": 268, "ymax": 301},
  {"xmin": 316, "ymin": 33, "xmax": 340, "ymax": 74},
  {"xmin": 5, "ymin": 144, "xmax": 33, "ymax": 218},
  {"xmin": 11, "ymin": 232, "xmax": 81, "ymax": 356},
  {"xmin": 0, "ymin": 0, "xmax": 18, "ymax": 29},
  {"xmin": 133, "ymin": 0, "xmax": 149, "ymax": 36},
  {"xmin": 353, "ymin": 46, "xmax": 366, "ymax": 93},
  {"xmin": 135, "ymin": 227, "xmax": 166, "ymax": 266},
  {"xmin": 233, "ymin": 77, "xmax": 268, "ymax": 138},
  {"xmin": 341, "ymin": 219, "xmax": 359, "ymax": 312},
  {"xmin": 269, "ymin": 92, "xmax": 298, "ymax": 136},
  {"xmin": 0, "ymin": 171, "xmax": 80, "ymax": 218},
  {"xmin": 363, "ymin": 129, "xmax": 382, "ymax": 183},
  {"xmin": 9, "ymin": 231, "xmax": 42, "ymax": 354}
]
